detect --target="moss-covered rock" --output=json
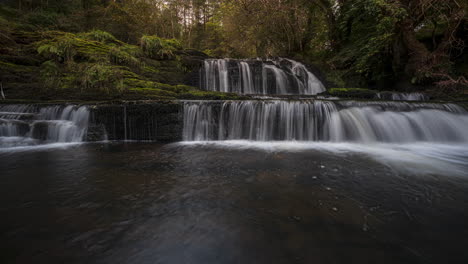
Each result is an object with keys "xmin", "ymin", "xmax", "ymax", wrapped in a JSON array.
[
  {"xmin": 0, "ymin": 6, "xmax": 239, "ymax": 102},
  {"xmin": 140, "ymin": 35, "xmax": 182, "ymax": 60},
  {"xmin": 327, "ymin": 88, "xmax": 377, "ymax": 99}
]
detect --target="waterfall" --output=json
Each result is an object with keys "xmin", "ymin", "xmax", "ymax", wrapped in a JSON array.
[
  {"xmin": 240, "ymin": 62, "xmax": 254, "ymax": 94},
  {"xmin": 183, "ymin": 103, "xmax": 215, "ymax": 141},
  {"xmin": 327, "ymin": 107, "xmax": 468, "ymax": 142},
  {"xmin": 286, "ymin": 59, "xmax": 326, "ymax": 95},
  {"xmin": 183, "ymin": 100, "xmax": 468, "ymax": 142},
  {"xmin": 375, "ymin": 92, "xmax": 429, "ymax": 101},
  {"xmin": 0, "ymin": 105, "xmax": 90, "ymax": 147},
  {"xmin": 204, "ymin": 59, "xmax": 229, "ymax": 93},
  {"xmin": 263, "ymin": 64, "xmax": 288, "ymax": 94},
  {"xmin": 201, "ymin": 58, "xmax": 325, "ymax": 95}
]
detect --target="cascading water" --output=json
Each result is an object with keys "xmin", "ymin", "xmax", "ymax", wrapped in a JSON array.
[
  {"xmin": 201, "ymin": 58, "xmax": 325, "ymax": 95},
  {"xmin": 204, "ymin": 59, "xmax": 229, "ymax": 93},
  {"xmin": 375, "ymin": 92, "xmax": 429, "ymax": 101},
  {"xmin": 239, "ymin": 61, "xmax": 254, "ymax": 94},
  {"xmin": 0, "ymin": 104, "xmax": 90, "ymax": 148},
  {"xmin": 183, "ymin": 100, "xmax": 468, "ymax": 142}
]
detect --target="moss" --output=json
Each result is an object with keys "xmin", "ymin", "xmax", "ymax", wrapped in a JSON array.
[
  {"xmin": 123, "ymin": 78, "xmax": 154, "ymax": 88},
  {"xmin": 36, "ymin": 31, "xmax": 126, "ymax": 63},
  {"xmin": 124, "ymin": 78, "xmax": 243, "ymax": 100},
  {"xmin": 142, "ymin": 65, "xmax": 159, "ymax": 73},
  {"xmin": 175, "ymin": 85, "xmax": 192, "ymax": 92},
  {"xmin": 140, "ymin": 35, "xmax": 182, "ymax": 60},
  {"xmin": 328, "ymin": 88, "xmax": 377, "ymax": 99},
  {"xmin": 109, "ymin": 47, "xmax": 141, "ymax": 68},
  {"xmin": 128, "ymin": 88, "xmax": 178, "ymax": 98},
  {"xmin": 0, "ymin": 60, "xmax": 35, "ymax": 72},
  {"xmin": 1, "ymin": 23, "xmax": 219, "ymax": 101},
  {"xmin": 180, "ymin": 89, "xmax": 243, "ymax": 100},
  {"xmin": 0, "ymin": 54, "xmax": 40, "ymax": 66},
  {"xmin": 79, "ymin": 30, "xmax": 120, "ymax": 44}
]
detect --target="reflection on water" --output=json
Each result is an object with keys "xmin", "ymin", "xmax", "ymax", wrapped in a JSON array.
[{"xmin": 1, "ymin": 142, "xmax": 468, "ymax": 264}]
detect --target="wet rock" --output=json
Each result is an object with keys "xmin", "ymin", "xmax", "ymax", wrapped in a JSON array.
[
  {"xmin": 86, "ymin": 124, "xmax": 108, "ymax": 141},
  {"xmin": 89, "ymin": 102, "xmax": 183, "ymax": 142},
  {"xmin": 30, "ymin": 121, "xmax": 49, "ymax": 140}
]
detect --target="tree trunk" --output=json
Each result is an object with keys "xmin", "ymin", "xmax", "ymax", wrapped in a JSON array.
[{"xmin": 399, "ymin": 18, "xmax": 431, "ymax": 76}]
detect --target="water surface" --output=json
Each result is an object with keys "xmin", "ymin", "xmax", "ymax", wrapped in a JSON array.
[{"xmin": 1, "ymin": 142, "xmax": 468, "ymax": 263}]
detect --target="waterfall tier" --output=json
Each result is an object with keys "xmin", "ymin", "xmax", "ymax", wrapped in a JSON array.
[
  {"xmin": 375, "ymin": 92, "xmax": 429, "ymax": 101},
  {"xmin": 183, "ymin": 100, "xmax": 468, "ymax": 142},
  {"xmin": 0, "ymin": 105, "xmax": 90, "ymax": 147},
  {"xmin": 202, "ymin": 58, "xmax": 325, "ymax": 95}
]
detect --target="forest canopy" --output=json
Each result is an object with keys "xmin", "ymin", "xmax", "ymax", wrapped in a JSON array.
[{"xmin": 1, "ymin": 0, "xmax": 467, "ymax": 92}]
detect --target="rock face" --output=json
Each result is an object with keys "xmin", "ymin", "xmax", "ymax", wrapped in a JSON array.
[
  {"xmin": 89, "ymin": 102, "xmax": 183, "ymax": 142},
  {"xmin": 180, "ymin": 49, "xmax": 211, "ymax": 88},
  {"xmin": 0, "ymin": 102, "xmax": 184, "ymax": 143}
]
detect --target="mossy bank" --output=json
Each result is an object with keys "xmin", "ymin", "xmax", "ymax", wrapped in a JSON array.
[{"xmin": 0, "ymin": 6, "xmax": 242, "ymax": 101}]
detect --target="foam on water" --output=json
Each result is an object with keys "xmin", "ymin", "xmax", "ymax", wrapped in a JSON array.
[
  {"xmin": 176, "ymin": 141, "xmax": 468, "ymax": 177},
  {"xmin": 0, "ymin": 104, "xmax": 90, "ymax": 149},
  {"xmin": 0, "ymin": 137, "xmax": 83, "ymax": 153}
]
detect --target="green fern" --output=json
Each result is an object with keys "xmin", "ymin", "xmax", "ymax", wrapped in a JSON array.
[
  {"xmin": 39, "ymin": 60, "xmax": 61, "ymax": 89},
  {"xmin": 140, "ymin": 35, "xmax": 181, "ymax": 60},
  {"xmin": 81, "ymin": 30, "xmax": 119, "ymax": 43}
]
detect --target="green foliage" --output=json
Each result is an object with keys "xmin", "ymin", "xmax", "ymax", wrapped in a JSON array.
[
  {"xmin": 0, "ymin": 60, "xmax": 34, "ymax": 73},
  {"xmin": 37, "ymin": 33, "xmax": 79, "ymax": 62},
  {"xmin": 39, "ymin": 60, "xmax": 61, "ymax": 89},
  {"xmin": 22, "ymin": 28, "xmax": 211, "ymax": 99},
  {"xmin": 33, "ymin": 31, "xmax": 141, "ymax": 95},
  {"xmin": 79, "ymin": 63, "xmax": 125, "ymax": 94},
  {"xmin": 332, "ymin": 0, "xmax": 404, "ymax": 82},
  {"xmin": 80, "ymin": 30, "xmax": 119, "ymax": 44},
  {"xmin": 25, "ymin": 11, "xmax": 59, "ymax": 28},
  {"xmin": 324, "ymin": 70, "xmax": 346, "ymax": 88},
  {"xmin": 328, "ymin": 88, "xmax": 377, "ymax": 98},
  {"xmin": 37, "ymin": 44, "xmax": 61, "ymax": 58},
  {"xmin": 36, "ymin": 31, "xmax": 139, "ymax": 65},
  {"xmin": 140, "ymin": 35, "xmax": 181, "ymax": 60},
  {"xmin": 2, "ymin": 0, "xmax": 465, "ymax": 99},
  {"xmin": 109, "ymin": 47, "xmax": 141, "ymax": 68}
]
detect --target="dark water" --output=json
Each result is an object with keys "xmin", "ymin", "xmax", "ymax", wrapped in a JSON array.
[{"xmin": 1, "ymin": 142, "xmax": 468, "ymax": 264}]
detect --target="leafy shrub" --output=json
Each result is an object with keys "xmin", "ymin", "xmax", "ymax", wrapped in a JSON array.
[
  {"xmin": 333, "ymin": 0, "xmax": 406, "ymax": 82},
  {"xmin": 80, "ymin": 30, "xmax": 118, "ymax": 44},
  {"xmin": 39, "ymin": 60, "xmax": 61, "ymax": 89},
  {"xmin": 79, "ymin": 63, "xmax": 125, "ymax": 94},
  {"xmin": 140, "ymin": 35, "xmax": 181, "ymax": 60},
  {"xmin": 37, "ymin": 34, "xmax": 78, "ymax": 62},
  {"xmin": 25, "ymin": 11, "xmax": 58, "ymax": 29},
  {"xmin": 109, "ymin": 47, "xmax": 141, "ymax": 68}
]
